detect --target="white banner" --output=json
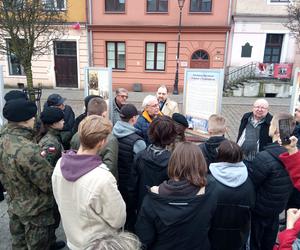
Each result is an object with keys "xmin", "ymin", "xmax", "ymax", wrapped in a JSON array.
[{"xmin": 183, "ymin": 68, "xmax": 224, "ymax": 133}]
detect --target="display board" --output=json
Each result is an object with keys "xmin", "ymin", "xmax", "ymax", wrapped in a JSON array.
[
  {"xmin": 183, "ymin": 68, "xmax": 224, "ymax": 133},
  {"xmin": 0, "ymin": 65, "xmax": 4, "ymax": 126},
  {"xmin": 84, "ymin": 67, "xmax": 113, "ymax": 119},
  {"xmin": 290, "ymin": 67, "xmax": 300, "ymax": 114}
]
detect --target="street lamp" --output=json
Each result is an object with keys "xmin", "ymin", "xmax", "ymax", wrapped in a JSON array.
[{"xmin": 173, "ymin": 0, "xmax": 185, "ymax": 95}]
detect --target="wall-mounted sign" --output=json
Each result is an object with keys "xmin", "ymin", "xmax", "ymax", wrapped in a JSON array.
[
  {"xmin": 180, "ymin": 61, "xmax": 188, "ymax": 67},
  {"xmin": 273, "ymin": 63, "xmax": 293, "ymax": 79},
  {"xmin": 183, "ymin": 68, "xmax": 224, "ymax": 133}
]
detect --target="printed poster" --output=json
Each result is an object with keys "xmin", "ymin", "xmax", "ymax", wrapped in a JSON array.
[
  {"xmin": 183, "ymin": 69, "xmax": 224, "ymax": 133},
  {"xmin": 84, "ymin": 67, "xmax": 113, "ymax": 119}
]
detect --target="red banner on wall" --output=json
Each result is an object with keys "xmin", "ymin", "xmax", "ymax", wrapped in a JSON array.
[{"xmin": 273, "ymin": 63, "xmax": 293, "ymax": 79}]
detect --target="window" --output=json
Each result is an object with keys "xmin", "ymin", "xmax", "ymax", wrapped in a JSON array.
[
  {"xmin": 263, "ymin": 34, "xmax": 283, "ymax": 63},
  {"xmin": 190, "ymin": 0, "xmax": 212, "ymax": 12},
  {"xmin": 106, "ymin": 42, "xmax": 126, "ymax": 69},
  {"xmin": 42, "ymin": 0, "xmax": 66, "ymax": 10},
  {"xmin": 6, "ymin": 40, "xmax": 25, "ymax": 76},
  {"xmin": 191, "ymin": 50, "xmax": 209, "ymax": 60},
  {"xmin": 105, "ymin": 0, "xmax": 125, "ymax": 12},
  {"xmin": 147, "ymin": 0, "xmax": 168, "ymax": 12},
  {"xmin": 54, "ymin": 41, "xmax": 77, "ymax": 56},
  {"xmin": 145, "ymin": 42, "xmax": 166, "ymax": 71}
]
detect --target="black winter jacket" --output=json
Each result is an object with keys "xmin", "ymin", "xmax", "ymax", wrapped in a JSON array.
[
  {"xmin": 135, "ymin": 177, "xmax": 218, "ymax": 250},
  {"xmin": 130, "ymin": 145, "xmax": 171, "ymax": 210},
  {"xmin": 237, "ymin": 112, "xmax": 273, "ymax": 151},
  {"xmin": 246, "ymin": 142, "xmax": 293, "ymax": 216},
  {"xmin": 209, "ymin": 176, "xmax": 255, "ymax": 250}
]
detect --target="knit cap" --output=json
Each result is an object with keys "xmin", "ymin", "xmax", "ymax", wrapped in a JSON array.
[
  {"xmin": 40, "ymin": 107, "xmax": 64, "ymax": 124},
  {"xmin": 3, "ymin": 99, "xmax": 37, "ymax": 122},
  {"xmin": 172, "ymin": 113, "xmax": 189, "ymax": 128}
]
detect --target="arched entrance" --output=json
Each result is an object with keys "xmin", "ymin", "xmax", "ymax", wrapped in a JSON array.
[{"xmin": 190, "ymin": 50, "xmax": 210, "ymax": 68}]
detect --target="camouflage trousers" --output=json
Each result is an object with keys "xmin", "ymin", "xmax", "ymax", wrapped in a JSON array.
[{"xmin": 9, "ymin": 213, "xmax": 55, "ymax": 250}]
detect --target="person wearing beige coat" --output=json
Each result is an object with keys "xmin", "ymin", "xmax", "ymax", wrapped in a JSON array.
[
  {"xmin": 156, "ymin": 85, "xmax": 179, "ymax": 117},
  {"xmin": 52, "ymin": 116, "xmax": 126, "ymax": 250}
]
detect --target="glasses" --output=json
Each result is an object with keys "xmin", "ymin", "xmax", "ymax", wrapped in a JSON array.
[
  {"xmin": 296, "ymin": 109, "xmax": 300, "ymax": 112},
  {"xmin": 118, "ymin": 95, "xmax": 128, "ymax": 99},
  {"xmin": 254, "ymin": 106, "xmax": 268, "ymax": 110},
  {"xmin": 148, "ymin": 103, "xmax": 159, "ymax": 108}
]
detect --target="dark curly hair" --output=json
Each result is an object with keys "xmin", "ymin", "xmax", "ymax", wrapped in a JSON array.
[{"xmin": 148, "ymin": 116, "xmax": 177, "ymax": 147}]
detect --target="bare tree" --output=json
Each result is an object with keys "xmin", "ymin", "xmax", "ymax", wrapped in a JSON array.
[
  {"xmin": 0, "ymin": 0, "xmax": 66, "ymax": 99},
  {"xmin": 285, "ymin": 0, "xmax": 300, "ymax": 44}
]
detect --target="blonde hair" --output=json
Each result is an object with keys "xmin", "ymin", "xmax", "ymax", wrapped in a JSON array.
[
  {"xmin": 79, "ymin": 115, "xmax": 112, "ymax": 149},
  {"xmin": 208, "ymin": 114, "xmax": 226, "ymax": 135},
  {"xmin": 86, "ymin": 231, "xmax": 141, "ymax": 250}
]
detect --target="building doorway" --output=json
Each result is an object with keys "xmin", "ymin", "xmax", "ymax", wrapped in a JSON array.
[
  {"xmin": 54, "ymin": 41, "xmax": 78, "ymax": 88},
  {"xmin": 190, "ymin": 50, "xmax": 210, "ymax": 68}
]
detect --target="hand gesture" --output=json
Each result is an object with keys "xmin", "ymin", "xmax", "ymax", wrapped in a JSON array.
[{"xmin": 286, "ymin": 208, "xmax": 300, "ymax": 229}]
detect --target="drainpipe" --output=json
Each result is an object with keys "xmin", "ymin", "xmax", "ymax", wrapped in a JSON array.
[
  {"xmin": 86, "ymin": 0, "xmax": 93, "ymax": 67},
  {"xmin": 223, "ymin": 0, "xmax": 234, "ymax": 76}
]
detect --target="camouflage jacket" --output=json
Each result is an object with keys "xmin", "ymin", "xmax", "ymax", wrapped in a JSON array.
[
  {"xmin": 38, "ymin": 128, "xmax": 64, "ymax": 167},
  {"xmin": 0, "ymin": 124, "xmax": 54, "ymax": 223}
]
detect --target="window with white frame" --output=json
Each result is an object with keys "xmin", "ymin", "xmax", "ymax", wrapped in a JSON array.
[
  {"xmin": 42, "ymin": 0, "xmax": 66, "ymax": 10},
  {"xmin": 6, "ymin": 40, "xmax": 25, "ymax": 76},
  {"xmin": 106, "ymin": 42, "xmax": 126, "ymax": 69},
  {"xmin": 145, "ymin": 42, "xmax": 166, "ymax": 71}
]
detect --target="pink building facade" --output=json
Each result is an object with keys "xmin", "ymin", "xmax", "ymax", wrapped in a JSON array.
[{"xmin": 88, "ymin": 0, "xmax": 231, "ymax": 92}]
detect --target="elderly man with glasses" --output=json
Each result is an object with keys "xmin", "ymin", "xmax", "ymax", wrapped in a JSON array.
[
  {"xmin": 237, "ymin": 98, "xmax": 273, "ymax": 160},
  {"xmin": 134, "ymin": 95, "xmax": 163, "ymax": 145},
  {"xmin": 112, "ymin": 88, "xmax": 129, "ymax": 125}
]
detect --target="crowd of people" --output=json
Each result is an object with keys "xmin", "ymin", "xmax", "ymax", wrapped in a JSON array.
[{"xmin": 1, "ymin": 86, "xmax": 300, "ymax": 250}]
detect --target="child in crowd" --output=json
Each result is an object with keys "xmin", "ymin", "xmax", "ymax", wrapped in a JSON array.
[{"xmin": 52, "ymin": 115, "xmax": 126, "ymax": 250}]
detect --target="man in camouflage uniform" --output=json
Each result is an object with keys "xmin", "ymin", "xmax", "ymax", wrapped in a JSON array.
[
  {"xmin": 0, "ymin": 90, "xmax": 28, "ymax": 202},
  {"xmin": 0, "ymin": 99, "xmax": 55, "ymax": 250}
]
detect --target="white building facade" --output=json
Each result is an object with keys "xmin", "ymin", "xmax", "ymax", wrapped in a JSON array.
[{"xmin": 228, "ymin": 0, "xmax": 296, "ymax": 70}]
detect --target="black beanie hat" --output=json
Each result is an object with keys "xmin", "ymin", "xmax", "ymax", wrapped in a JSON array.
[
  {"xmin": 4, "ymin": 90, "xmax": 27, "ymax": 102},
  {"xmin": 120, "ymin": 104, "xmax": 138, "ymax": 119},
  {"xmin": 40, "ymin": 107, "xmax": 64, "ymax": 125},
  {"xmin": 3, "ymin": 99, "xmax": 37, "ymax": 122},
  {"xmin": 172, "ymin": 113, "xmax": 189, "ymax": 128}
]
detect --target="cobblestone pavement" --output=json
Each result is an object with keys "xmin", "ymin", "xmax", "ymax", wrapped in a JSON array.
[{"xmin": 0, "ymin": 88, "xmax": 291, "ymax": 249}]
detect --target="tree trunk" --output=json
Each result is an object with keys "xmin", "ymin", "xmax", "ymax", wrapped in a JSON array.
[{"xmin": 23, "ymin": 62, "xmax": 35, "ymax": 102}]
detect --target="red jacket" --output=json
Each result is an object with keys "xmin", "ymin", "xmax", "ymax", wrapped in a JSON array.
[
  {"xmin": 279, "ymin": 151, "xmax": 300, "ymax": 191},
  {"xmin": 273, "ymin": 218, "xmax": 300, "ymax": 250}
]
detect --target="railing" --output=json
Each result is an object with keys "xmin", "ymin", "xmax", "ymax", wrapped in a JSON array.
[{"xmin": 224, "ymin": 62, "xmax": 257, "ymax": 91}]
